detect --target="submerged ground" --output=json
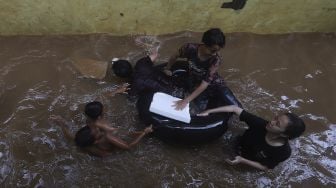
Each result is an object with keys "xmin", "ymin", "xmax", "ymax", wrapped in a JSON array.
[{"xmin": 0, "ymin": 32, "xmax": 335, "ymax": 187}]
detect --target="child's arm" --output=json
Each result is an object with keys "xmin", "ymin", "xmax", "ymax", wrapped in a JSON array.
[
  {"xmin": 198, "ymin": 105, "xmax": 243, "ymax": 116},
  {"xmin": 148, "ymin": 46, "xmax": 159, "ymax": 62},
  {"xmin": 105, "ymin": 135, "xmax": 132, "ymax": 149},
  {"xmin": 226, "ymin": 156, "xmax": 269, "ymax": 171},
  {"xmin": 106, "ymin": 83, "xmax": 130, "ymax": 97},
  {"xmin": 173, "ymin": 81, "xmax": 209, "ymax": 110},
  {"xmin": 129, "ymin": 125, "xmax": 153, "ymax": 147},
  {"xmin": 105, "ymin": 125, "xmax": 153, "ymax": 149},
  {"xmin": 49, "ymin": 115, "xmax": 74, "ymax": 140}
]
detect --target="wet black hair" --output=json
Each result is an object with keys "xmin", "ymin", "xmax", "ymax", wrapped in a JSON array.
[
  {"xmin": 201, "ymin": 28, "xmax": 226, "ymax": 48},
  {"xmin": 85, "ymin": 101, "xmax": 103, "ymax": 120},
  {"xmin": 284, "ymin": 113, "xmax": 306, "ymax": 140},
  {"xmin": 112, "ymin": 60, "xmax": 133, "ymax": 78},
  {"xmin": 75, "ymin": 126, "xmax": 95, "ymax": 147}
]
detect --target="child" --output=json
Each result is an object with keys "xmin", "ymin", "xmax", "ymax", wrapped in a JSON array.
[
  {"xmin": 111, "ymin": 59, "xmax": 133, "ymax": 78},
  {"xmin": 198, "ymin": 105, "xmax": 306, "ymax": 170},
  {"xmin": 164, "ymin": 28, "xmax": 234, "ymax": 110},
  {"xmin": 129, "ymin": 49, "xmax": 176, "ymax": 97},
  {"xmin": 50, "ymin": 100, "xmax": 153, "ymax": 157},
  {"xmin": 99, "ymin": 58, "xmax": 134, "ymax": 84}
]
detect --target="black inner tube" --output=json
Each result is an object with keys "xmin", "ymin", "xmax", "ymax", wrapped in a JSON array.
[{"xmin": 135, "ymin": 60, "xmax": 242, "ymax": 144}]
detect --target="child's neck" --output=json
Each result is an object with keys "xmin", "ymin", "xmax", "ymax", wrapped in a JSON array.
[
  {"xmin": 265, "ymin": 132, "xmax": 287, "ymax": 146},
  {"xmin": 86, "ymin": 118, "xmax": 98, "ymax": 127}
]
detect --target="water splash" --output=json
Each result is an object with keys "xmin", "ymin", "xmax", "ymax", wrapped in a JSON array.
[
  {"xmin": 0, "ymin": 141, "xmax": 11, "ymax": 184},
  {"xmin": 133, "ymin": 35, "xmax": 162, "ymax": 63}
]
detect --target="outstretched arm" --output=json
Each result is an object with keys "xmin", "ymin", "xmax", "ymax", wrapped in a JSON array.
[
  {"xmin": 173, "ymin": 81, "xmax": 208, "ymax": 110},
  {"xmin": 105, "ymin": 125, "xmax": 153, "ymax": 150},
  {"xmin": 226, "ymin": 156, "xmax": 268, "ymax": 171},
  {"xmin": 129, "ymin": 125, "xmax": 153, "ymax": 147},
  {"xmin": 148, "ymin": 46, "xmax": 159, "ymax": 62},
  {"xmin": 49, "ymin": 115, "xmax": 74, "ymax": 140},
  {"xmin": 198, "ymin": 105, "xmax": 243, "ymax": 116}
]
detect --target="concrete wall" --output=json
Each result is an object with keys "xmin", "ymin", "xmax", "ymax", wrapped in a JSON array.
[{"xmin": 0, "ymin": 0, "xmax": 335, "ymax": 35}]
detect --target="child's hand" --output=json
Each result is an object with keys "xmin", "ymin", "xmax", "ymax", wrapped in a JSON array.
[
  {"xmin": 144, "ymin": 124, "xmax": 153, "ymax": 134},
  {"xmin": 172, "ymin": 99, "xmax": 188, "ymax": 111},
  {"xmin": 116, "ymin": 83, "xmax": 130, "ymax": 93},
  {"xmin": 163, "ymin": 68, "xmax": 172, "ymax": 76},
  {"xmin": 209, "ymin": 63, "xmax": 219, "ymax": 75},
  {"xmin": 225, "ymin": 156, "xmax": 243, "ymax": 165},
  {"xmin": 115, "ymin": 83, "xmax": 130, "ymax": 94}
]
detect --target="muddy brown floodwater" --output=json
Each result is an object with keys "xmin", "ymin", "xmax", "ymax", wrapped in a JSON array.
[{"xmin": 0, "ymin": 32, "xmax": 335, "ymax": 187}]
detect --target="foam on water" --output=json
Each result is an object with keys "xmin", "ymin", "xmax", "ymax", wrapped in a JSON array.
[{"xmin": 0, "ymin": 33, "xmax": 335, "ymax": 187}]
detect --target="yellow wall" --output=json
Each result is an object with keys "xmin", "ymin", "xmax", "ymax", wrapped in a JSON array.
[{"xmin": 0, "ymin": 0, "xmax": 335, "ymax": 35}]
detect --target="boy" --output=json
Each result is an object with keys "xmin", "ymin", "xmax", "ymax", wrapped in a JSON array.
[
  {"xmin": 129, "ymin": 49, "xmax": 175, "ymax": 97},
  {"xmin": 51, "ymin": 99, "xmax": 152, "ymax": 157},
  {"xmin": 164, "ymin": 28, "xmax": 239, "ymax": 110}
]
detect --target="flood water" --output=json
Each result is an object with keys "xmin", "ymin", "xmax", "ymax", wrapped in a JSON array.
[{"xmin": 0, "ymin": 32, "xmax": 335, "ymax": 187}]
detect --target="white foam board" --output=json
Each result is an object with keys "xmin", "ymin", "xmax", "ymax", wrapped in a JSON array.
[{"xmin": 149, "ymin": 92, "xmax": 191, "ymax": 123}]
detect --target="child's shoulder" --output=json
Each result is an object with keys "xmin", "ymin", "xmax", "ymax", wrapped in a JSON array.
[
  {"xmin": 94, "ymin": 119, "xmax": 109, "ymax": 127},
  {"xmin": 181, "ymin": 43, "xmax": 200, "ymax": 50},
  {"xmin": 179, "ymin": 43, "xmax": 200, "ymax": 56},
  {"xmin": 135, "ymin": 56, "xmax": 152, "ymax": 66}
]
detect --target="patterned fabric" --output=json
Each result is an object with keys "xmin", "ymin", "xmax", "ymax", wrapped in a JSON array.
[{"xmin": 178, "ymin": 43, "xmax": 226, "ymax": 87}]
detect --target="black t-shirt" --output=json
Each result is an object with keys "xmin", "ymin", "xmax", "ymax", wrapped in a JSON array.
[
  {"xmin": 130, "ymin": 56, "xmax": 172, "ymax": 96},
  {"xmin": 238, "ymin": 110, "xmax": 291, "ymax": 169}
]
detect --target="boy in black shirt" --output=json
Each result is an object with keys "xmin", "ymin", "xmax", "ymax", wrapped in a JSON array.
[
  {"xmin": 198, "ymin": 105, "xmax": 305, "ymax": 170},
  {"xmin": 129, "ymin": 51, "xmax": 173, "ymax": 97}
]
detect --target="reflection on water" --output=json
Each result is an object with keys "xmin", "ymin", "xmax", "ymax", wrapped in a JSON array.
[{"xmin": 0, "ymin": 32, "xmax": 335, "ymax": 187}]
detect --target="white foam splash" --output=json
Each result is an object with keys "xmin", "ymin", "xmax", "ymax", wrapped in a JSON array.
[
  {"xmin": 0, "ymin": 142, "xmax": 11, "ymax": 184},
  {"xmin": 289, "ymin": 99, "xmax": 304, "ymax": 108},
  {"xmin": 281, "ymin": 96, "xmax": 289, "ymax": 100},
  {"xmin": 307, "ymin": 99, "xmax": 314, "ymax": 103},
  {"xmin": 272, "ymin": 67, "xmax": 288, "ymax": 71},
  {"xmin": 3, "ymin": 113, "xmax": 15, "ymax": 124},
  {"xmin": 304, "ymin": 113, "xmax": 328, "ymax": 121},
  {"xmin": 33, "ymin": 135, "xmax": 56, "ymax": 150},
  {"xmin": 256, "ymin": 177, "xmax": 272, "ymax": 187},
  {"xmin": 305, "ymin": 74, "xmax": 313, "ymax": 79}
]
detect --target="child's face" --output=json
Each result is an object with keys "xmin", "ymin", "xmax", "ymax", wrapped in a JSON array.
[
  {"xmin": 205, "ymin": 44, "xmax": 221, "ymax": 55},
  {"xmin": 266, "ymin": 114, "xmax": 289, "ymax": 134}
]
